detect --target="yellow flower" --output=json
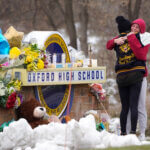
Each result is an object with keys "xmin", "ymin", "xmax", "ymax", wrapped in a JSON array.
[
  {"xmin": 27, "ymin": 63, "xmax": 33, "ymax": 71},
  {"xmin": 12, "ymin": 80, "xmax": 22, "ymax": 91},
  {"xmin": 31, "ymin": 51, "xmax": 39, "ymax": 58},
  {"xmin": 37, "ymin": 59, "xmax": 44, "ymax": 70},
  {"xmin": 26, "ymin": 55, "xmax": 33, "ymax": 63},
  {"xmin": 9, "ymin": 47, "xmax": 21, "ymax": 59},
  {"xmin": 23, "ymin": 47, "xmax": 31, "ymax": 55},
  {"xmin": 27, "ymin": 62, "xmax": 37, "ymax": 71}
]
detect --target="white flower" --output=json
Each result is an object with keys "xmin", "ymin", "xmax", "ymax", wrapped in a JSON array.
[
  {"xmin": 0, "ymin": 81, "xmax": 4, "ymax": 88},
  {"xmin": 8, "ymin": 87, "xmax": 15, "ymax": 94},
  {"xmin": 0, "ymin": 81, "xmax": 6, "ymax": 96},
  {"xmin": 0, "ymin": 88, "xmax": 6, "ymax": 96}
]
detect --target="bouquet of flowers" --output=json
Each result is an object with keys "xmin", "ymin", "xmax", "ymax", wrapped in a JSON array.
[
  {"xmin": 22, "ymin": 44, "xmax": 46, "ymax": 71},
  {"xmin": 0, "ymin": 78, "xmax": 23, "ymax": 109},
  {"xmin": 0, "ymin": 43, "xmax": 48, "ymax": 72}
]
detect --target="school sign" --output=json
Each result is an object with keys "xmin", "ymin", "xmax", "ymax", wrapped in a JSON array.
[{"xmin": 12, "ymin": 67, "xmax": 106, "ymax": 86}]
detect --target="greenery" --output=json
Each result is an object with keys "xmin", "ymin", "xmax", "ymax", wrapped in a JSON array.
[{"xmin": 82, "ymin": 145, "xmax": 150, "ymax": 150}]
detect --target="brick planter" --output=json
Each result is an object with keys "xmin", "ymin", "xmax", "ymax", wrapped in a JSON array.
[
  {"xmin": 69, "ymin": 84, "xmax": 109, "ymax": 120},
  {"xmin": 0, "ymin": 85, "xmax": 109, "ymax": 124}
]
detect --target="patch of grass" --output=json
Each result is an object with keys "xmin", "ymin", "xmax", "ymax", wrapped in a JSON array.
[{"xmin": 82, "ymin": 145, "xmax": 150, "ymax": 150}]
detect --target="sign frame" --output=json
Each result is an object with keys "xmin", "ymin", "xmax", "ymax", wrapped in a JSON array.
[{"xmin": 12, "ymin": 67, "xmax": 106, "ymax": 86}]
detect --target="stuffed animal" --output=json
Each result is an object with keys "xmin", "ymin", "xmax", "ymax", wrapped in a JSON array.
[
  {"xmin": 15, "ymin": 98, "xmax": 49, "ymax": 129},
  {"xmin": 4, "ymin": 26, "xmax": 24, "ymax": 48}
]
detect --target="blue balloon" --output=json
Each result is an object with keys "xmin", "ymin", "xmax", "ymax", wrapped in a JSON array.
[{"xmin": 0, "ymin": 33, "xmax": 10, "ymax": 55}]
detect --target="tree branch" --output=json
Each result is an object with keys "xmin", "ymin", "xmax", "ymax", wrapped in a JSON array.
[
  {"xmin": 39, "ymin": 1, "xmax": 57, "ymax": 30},
  {"xmin": 54, "ymin": 0, "xmax": 65, "ymax": 16}
]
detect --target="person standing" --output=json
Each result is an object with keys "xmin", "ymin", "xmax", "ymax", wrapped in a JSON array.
[
  {"xmin": 106, "ymin": 16, "xmax": 147, "ymax": 135},
  {"xmin": 126, "ymin": 18, "xmax": 150, "ymax": 141}
]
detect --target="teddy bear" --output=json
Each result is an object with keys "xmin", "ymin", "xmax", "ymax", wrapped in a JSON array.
[
  {"xmin": 4, "ymin": 26, "xmax": 24, "ymax": 48},
  {"xmin": 15, "ymin": 98, "xmax": 49, "ymax": 129}
]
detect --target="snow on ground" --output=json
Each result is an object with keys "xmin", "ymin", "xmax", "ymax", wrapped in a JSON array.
[{"xmin": 0, "ymin": 115, "xmax": 150, "ymax": 150}]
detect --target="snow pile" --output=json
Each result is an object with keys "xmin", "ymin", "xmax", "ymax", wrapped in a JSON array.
[
  {"xmin": 0, "ymin": 115, "xmax": 148, "ymax": 150},
  {"xmin": 0, "ymin": 119, "xmax": 33, "ymax": 149},
  {"xmin": 109, "ymin": 117, "xmax": 120, "ymax": 134}
]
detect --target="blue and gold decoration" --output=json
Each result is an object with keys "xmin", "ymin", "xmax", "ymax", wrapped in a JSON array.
[{"xmin": 35, "ymin": 32, "xmax": 73, "ymax": 117}]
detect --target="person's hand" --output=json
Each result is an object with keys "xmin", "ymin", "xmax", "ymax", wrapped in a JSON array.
[
  {"xmin": 127, "ymin": 32, "xmax": 135, "ymax": 36},
  {"xmin": 122, "ymin": 36, "xmax": 127, "ymax": 41},
  {"xmin": 114, "ymin": 37, "xmax": 125, "ymax": 45}
]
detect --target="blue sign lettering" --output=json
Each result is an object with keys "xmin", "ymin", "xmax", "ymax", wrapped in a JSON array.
[
  {"xmin": 51, "ymin": 72, "xmax": 54, "ymax": 81},
  {"xmin": 26, "ymin": 68, "xmax": 105, "ymax": 84},
  {"xmin": 37, "ymin": 72, "xmax": 40, "ymax": 82},
  {"xmin": 42, "ymin": 73, "xmax": 45, "ymax": 82},
  {"xmin": 96, "ymin": 71, "xmax": 99, "ymax": 79},
  {"xmin": 66, "ymin": 72, "xmax": 69, "ymax": 81},
  {"xmin": 71, "ymin": 72, "xmax": 74, "ymax": 80},
  {"xmin": 33, "ymin": 73, "xmax": 36, "ymax": 82},
  {"xmin": 59, "ymin": 72, "xmax": 62, "ymax": 81},
  {"xmin": 83, "ymin": 71, "xmax": 86, "ymax": 80},
  {"xmin": 100, "ymin": 71, "xmax": 103, "ymax": 79},
  {"xmin": 63, "ymin": 72, "xmax": 65, "ymax": 80},
  {"xmin": 78, "ymin": 72, "xmax": 81, "ymax": 80},
  {"xmin": 28, "ymin": 72, "xmax": 31, "ymax": 82},
  {"xmin": 46, "ymin": 72, "xmax": 50, "ymax": 81},
  {"xmin": 87, "ymin": 71, "xmax": 90, "ymax": 79},
  {"xmin": 92, "ymin": 71, "xmax": 95, "ymax": 79}
]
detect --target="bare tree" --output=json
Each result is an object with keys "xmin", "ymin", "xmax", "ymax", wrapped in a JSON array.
[
  {"xmin": 78, "ymin": 1, "xmax": 88, "ymax": 56},
  {"xmin": 39, "ymin": 0, "xmax": 57, "ymax": 30},
  {"xmin": 64, "ymin": 0, "xmax": 77, "ymax": 49},
  {"xmin": 32, "ymin": 0, "xmax": 38, "ymax": 29},
  {"xmin": 128, "ymin": 0, "xmax": 142, "ymax": 21},
  {"xmin": 38, "ymin": 0, "xmax": 77, "ymax": 48}
]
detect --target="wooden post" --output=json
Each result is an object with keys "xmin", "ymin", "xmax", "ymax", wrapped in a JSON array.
[{"xmin": 88, "ymin": 44, "xmax": 92, "ymax": 67}]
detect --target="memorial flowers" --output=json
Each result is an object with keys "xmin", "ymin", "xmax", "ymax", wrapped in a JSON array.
[
  {"xmin": 6, "ymin": 92, "xmax": 17, "ymax": 109},
  {"xmin": 0, "ymin": 78, "xmax": 22, "ymax": 109},
  {"xmin": 37, "ymin": 59, "xmax": 44, "ymax": 70},
  {"xmin": 0, "ymin": 43, "xmax": 46, "ymax": 71},
  {"xmin": 23, "ymin": 44, "xmax": 45, "ymax": 71},
  {"xmin": 9, "ymin": 47, "xmax": 21, "ymax": 59}
]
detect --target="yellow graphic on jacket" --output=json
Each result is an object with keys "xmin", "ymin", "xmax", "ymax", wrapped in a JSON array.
[
  {"xmin": 119, "ymin": 53, "xmax": 136, "ymax": 64},
  {"xmin": 119, "ymin": 43, "xmax": 130, "ymax": 53}
]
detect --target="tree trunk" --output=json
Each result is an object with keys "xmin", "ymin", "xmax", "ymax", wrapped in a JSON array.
[
  {"xmin": 64, "ymin": 0, "xmax": 77, "ymax": 49},
  {"xmin": 32, "ymin": 0, "xmax": 38, "ymax": 29},
  {"xmin": 79, "ymin": 2, "xmax": 88, "ymax": 57},
  {"xmin": 128, "ymin": 0, "xmax": 142, "ymax": 21},
  {"xmin": 40, "ymin": 1, "xmax": 57, "ymax": 30}
]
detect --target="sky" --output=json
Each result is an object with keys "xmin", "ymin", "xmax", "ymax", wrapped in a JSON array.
[{"xmin": 2, "ymin": 31, "xmax": 149, "ymax": 150}]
